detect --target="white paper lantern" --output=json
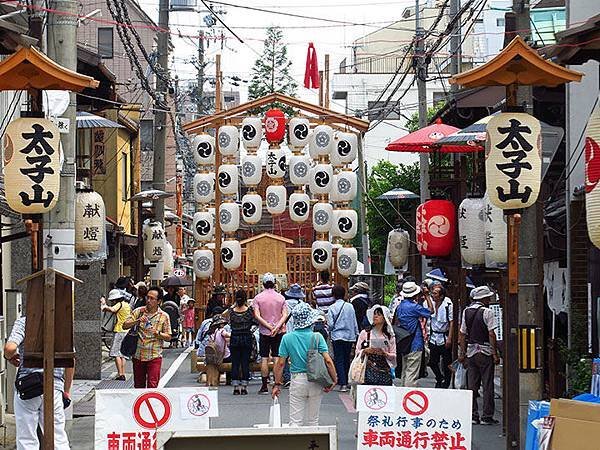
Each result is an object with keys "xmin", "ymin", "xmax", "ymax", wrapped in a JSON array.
[
  {"xmin": 334, "ymin": 132, "xmax": 358, "ymax": 164},
  {"xmin": 309, "ymin": 164, "xmax": 333, "ymax": 195},
  {"xmin": 289, "ymin": 154, "xmax": 311, "ymax": 185},
  {"xmin": 240, "ymin": 117, "xmax": 262, "ymax": 150},
  {"xmin": 586, "ymin": 102, "xmax": 600, "ymax": 248},
  {"xmin": 288, "ymin": 117, "xmax": 310, "ymax": 149},
  {"xmin": 193, "ymin": 172, "xmax": 215, "ymax": 204},
  {"xmin": 241, "ymin": 193, "xmax": 262, "ymax": 224},
  {"xmin": 75, "ymin": 190, "xmax": 105, "ymax": 253},
  {"xmin": 265, "ymin": 148, "xmax": 286, "ymax": 179},
  {"xmin": 193, "ymin": 211, "xmax": 215, "ymax": 242},
  {"xmin": 387, "ymin": 229, "xmax": 409, "ymax": 269},
  {"xmin": 194, "ymin": 248, "xmax": 214, "ymax": 279},
  {"xmin": 192, "ymin": 134, "xmax": 216, "ymax": 166},
  {"xmin": 241, "ymin": 154, "xmax": 262, "ymax": 186},
  {"xmin": 309, "ymin": 124, "xmax": 333, "ymax": 158},
  {"xmin": 221, "ymin": 239, "xmax": 242, "ymax": 270},
  {"xmin": 332, "ymin": 209, "xmax": 358, "ymax": 240},
  {"xmin": 289, "ymin": 192, "xmax": 310, "ymax": 222},
  {"xmin": 163, "ymin": 241, "xmax": 174, "ymax": 274},
  {"xmin": 218, "ymin": 125, "xmax": 240, "ymax": 156},
  {"xmin": 333, "ymin": 171, "xmax": 357, "ymax": 203},
  {"xmin": 311, "ymin": 240, "xmax": 333, "ymax": 271},
  {"xmin": 217, "ymin": 164, "xmax": 239, "ymax": 196},
  {"xmin": 266, "ymin": 185, "xmax": 287, "ymax": 215},
  {"xmin": 337, "ymin": 247, "xmax": 358, "ymax": 277},
  {"xmin": 484, "ymin": 193, "xmax": 508, "ymax": 267},
  {"xmin": 458, "ymin": 198, "xmax": 486, "ymax": 266},
  {"xmin": 219, "ymin": 202, "xmax": 240, "ymax": 233},
  {"xmin": 312, "ymin": 202, "xmax": 333, "ymax": 233},
  {"xmin": 143, "ymin": 221, "xmax": 166, "ymax": 262}
]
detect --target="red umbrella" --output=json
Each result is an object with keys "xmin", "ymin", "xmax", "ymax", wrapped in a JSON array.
[{"xmin": 385, "ymin": 118, "xmax": 460, "ymax": 153}]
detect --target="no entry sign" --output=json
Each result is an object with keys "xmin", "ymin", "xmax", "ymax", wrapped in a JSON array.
[
  {"xmin": 402, "ymin": 390, "xmax": 429, "ymax": 416},
  {"xmin": 133, "ymin": 392, "xmax": 172, "ymax": 429}
]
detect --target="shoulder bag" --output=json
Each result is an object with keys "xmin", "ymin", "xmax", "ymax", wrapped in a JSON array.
[
  {"xmin": 348, "ymin": 349, "xmax": 367, "ymax": 385},
  {"xmin": 15, "ymin": 368, "xmax": 44, "ymax": 400},
  {"xmin": 392, "ymin": 303, "xmax": 416, "ymax": 356},
  {"xmin": 120, "ymin": 324, "xmax": 139, "ymax": 358},
  {"xmin": 307, "ymin": 333, "xmax": 334, "ymax": 387}
]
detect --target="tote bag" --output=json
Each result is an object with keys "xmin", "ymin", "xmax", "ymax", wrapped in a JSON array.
[
  {"xmin": 348, "ymin": 350, "xmax": 367, "ymax": 385},
  {"xmin": 306, "ymin": 333, "xmax": 334, "ymax": 387},
  {"xmin": 120, "ymin": 326, "xmax": 139, "ymax": 358}
]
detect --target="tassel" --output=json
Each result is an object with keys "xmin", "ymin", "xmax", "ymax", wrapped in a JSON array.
[{"xmin": 304, "ymin": 43, "xmax": 320, "ymax": 89}]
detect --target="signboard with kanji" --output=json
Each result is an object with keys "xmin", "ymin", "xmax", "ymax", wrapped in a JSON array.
[{"xmin": 356, "ymin": 386, "xmax": 472, "ymax": 450}]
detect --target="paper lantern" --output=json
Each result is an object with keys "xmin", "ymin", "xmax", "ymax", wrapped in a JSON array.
[
  {"xmin": 218, "ymin": 125, "xmax": 239, "ymax": 156},
  {"xmin": 416, "ymin": 200, "xmax": 456, "ymax": 257},
  {"xmin": 288, "ymin": 117, "xmax": 310, "ymax": 149},
  {"xmin": 309, "ymin": 124, "xmax": 333, "ymax": 158},
  {"xmin": 387, "ymin": 229, "xmax": 409, "ymax": 269},
  {"xmin": 163, "ymin": 241, "xmax": 174, "ymax": 274},
  {"xmin": 4, "ymin": 117, "xmax": 61, "ymax": 214},
  {"xmin": 289, "ymin": 192, "xmax": 310, "ymax": 222},
  {"xmin": 311, "ymin": 240, "xmax": 333, "ymax": 271},
  {"xmin": 221, "ymin": 239, "xmax": 242, "ymax": 270},
  {"xmin": 312, "ymin": 202, "xmax": 333, "ymax": 233},
  {"xmin": 309, "ymin": 164, "xmax": 333, "ymax": 195},
  {"xmin": 484, "ymin": 193, "xmax": 507, "ymax": 267},
  {"xmin": 241, "ymin": 193, "xmax": 262, "ymax": 224},
  {"xmin": 332, "ymin": 209, "xmax": 358, "ymax": 240},
  {"xmin": 289, "ymin": 154, "xmax": 311, "ymax": 185},
  {"xmin": 193, "ymin": 211, "xmax": 215, "ymax": 242},
  {"xmin": 241, "ymin": 154, "xmax": 262, "ymax": 186},
  {"xmin": 219, "ymin": 202, "xmax": 240, "ymax": 233},
  {"xmin": 333, "ymin": 171, "xmax": 357, "ymax": 203},
  {"xmin": 586, "ymin": 102, "xmax": 600, "ymax": 248},
  {"xmin": 334, "ymin": 132, "xmax": 358, "ymax": 164},
  {"xmin": 194, "ymin": 248, "xmax": 214, "ymax": 279},
  {"xmin": 265, "ymin": 148, "xmax": 286, "ymax": 179},
  {"xmin": 241, "ymin": 117, "xmax": 262, "ymax": 150},
  {"xmin": 264, "ymin": 108, "xmax": 286, "ymax": 144},
  {"xmin": 193, "ymin": 172, "xmax": 215, "ymax": 204},
  {"xmin": 337, "ymin": 247, "xmax": 358, "ymax": 277},
  {"xmin": 75, "ymin": 190, "xmax": 105, "ymax": 253},
  {"xmin": 143, "ymin": 221, "xmax": 166, "ymax": 262},
  {"xmin": 217, "ymin": 164, "xmax": 239, "ymax": 195},
  {"xmin": 266, "ymin": 185, "xmax": 287, "ymax": 215},
  {"xmin": 458, "ymin": 198, "xmax": 485, "ymax": 266},
  {"xmin": 192, "ymin": 134, "xmax": 215, "ymax": 166},
  {"xmin": 485, "ymin": 112, "xmax": 542, "ymax": 210}
]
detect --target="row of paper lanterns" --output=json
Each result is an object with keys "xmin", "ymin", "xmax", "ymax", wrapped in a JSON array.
[{"xmin": 142, "ymin": 221, "xmax": 176, "ymax": 274}]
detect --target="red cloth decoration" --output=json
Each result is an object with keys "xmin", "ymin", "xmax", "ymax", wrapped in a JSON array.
[
  {"xmin": 264, "ymin": 108, "xmax": 286, "ymax": 144},
  {"xmin": 304, "ymin": 43, "xmax": 320, "ymax": 89},
  {"xmin": 416, "ymin": 200, "xmax": 456, "ymax": 257}
]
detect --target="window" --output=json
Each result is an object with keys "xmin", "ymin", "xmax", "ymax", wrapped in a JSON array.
[
  {"xmin": 121, "ymin": 152, "xmax": 128, "ymax": 201},
  {"xmin": 367, "ymin": 101, "xmax": 401, "ymax": 122},
  {"xmin": 140, "ymin": 119, "xmax": 154, "ymax": 152},
  {"xmin": 497, "ymin": 17, "xmax": 505, "ymax": 28},
  {"xmin": 98, "ymin": 28, "xmax": 114, "ymax": 59}
]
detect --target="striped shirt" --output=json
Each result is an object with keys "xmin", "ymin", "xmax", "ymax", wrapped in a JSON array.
[
  {"xmin": 128, "ymin": 307, "xmax": 171, "ymax": 361},
  {"xmin": 313, "ymin": 283, "xmax": 335, "ymax": 313}
]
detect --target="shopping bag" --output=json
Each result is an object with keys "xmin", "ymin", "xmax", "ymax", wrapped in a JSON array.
[
  {"xmin": 307, "ymin": 333, "xmax": 334, "ymax": 387},
  {"xmin": 348, "ymin": 350, "xmax": 367, "ymax": 385},
  {"xmin": 451, "ymin": 360, "xmax": 467, "ymax": 389},
  {"xmin": 269, "ymin": 398, "xmax": 281, "ymax": 428}
]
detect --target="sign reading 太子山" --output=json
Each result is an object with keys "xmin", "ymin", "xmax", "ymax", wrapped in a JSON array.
[
  {"xmin": 356, "ymin": 386, "xmax": 472, "ymax": 450},
  {"xmin": 485, "ymin": 112, "xmax": 542, "ymax": 210}
]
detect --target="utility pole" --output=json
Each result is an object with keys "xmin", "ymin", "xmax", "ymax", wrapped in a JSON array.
[
  {"xmin": 197, "ymin": 30, "xmax": 205, "ymax": 117},
  {"xmin": 357, "ymin": 137, "xmax": 371, "ymax": 274},
  {"xmin": 449, "ymin": 0, "xmax": 461, "ymax": 91},
  {"xmin": 213, "ymin": 54, "xmax": 223, "ymax": 284}
]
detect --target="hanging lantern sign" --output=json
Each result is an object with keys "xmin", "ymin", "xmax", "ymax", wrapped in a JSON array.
[
  {"xmin": 221, "ymin": 239, "xmax": 242, "ymax": 270},
  {"xmin": 143, "ymin": 221, "xmax": 166, "ymax": 263},
  {"xmin": 458, "ymin": 198, "xmax": 485, "ymax": 266},
  {"xmin": 288, "ymin": 117, "xmax": 310, "ymax": 149},
  {"xmin": 241, "ymin": 154, "xmax": 262, "ymax": 186},
  {"xmin": 192, "ymin": 134, "xmax": 215, "ymax": 166},
  {"xmin": 217, "ymin": 164, "xmax": 239, "ymax": 195},
  {"xmin": 484, "ymin": 193, "xmax": 508, "ymax": 267},
  {"xmin": 311, "ymin": 240, "xmax": 333, "ymax": 271},
  {"xmin": 309, "ymin": 124, "xmax": 333, "ymax": 159},
  {"xmin": 416, "ymin": 200, "xmax": 456, "ymax": 257},
  {"xmin": 485, "ymin": 112, "xmax": 542, "ymax": 210},
  {"xmin": 337, "ymin": 247, "xmax": 358, "ymax": 277},
  {"xmin": 265, "ymin": 148, "xmax": 286, "ymax": 179},
  {"xmin": 193, "ymin": 172, "xmax": 215, "ymax": 204},
  {"xmin": 219, "ymin": 202, "xmax": 240, "ymax": 233},
  {"xmin": 4, "ymin": 117, "xmax": 61, "ymax": 214},
  {"xmin": 334, "ymin": 132, "xmax": 358, "ymax": 164},
  {"xmin": 194, "ymin": 248, "xmax": 214, "ymax": 279},
  {"xmin": 241, "ymin": 117, "xmax": 262, "ymax": 150},
  {"xmin": 586, "ymin": 102, "xmax": 600, "ymax": 248},
  {"xmin": 264, "ymin": 108, "xmax": 286, "ymax": 144},
  {"xmin": 332, "ymin": 209, "xmax": 358, "ymax": 240},
  {"xmin": 289, "ymin": 154, "xmax": 311, "ymax": 185},
  {"xmin": 309, "ymin": 164, "xmax": 333, "ymax": 195},
  {"xmin": 218, "ymin": 125, "xmax": 239, "ymax": 156},
  {"xmin": 387, "ymin": 229, "xmax": 409, "ymax": 269},
  {"xmin": 312, "ymin": 202, "xmax": 333, "ymax": 233},
  {"xmin": 241, "ymin": 193, "xmax": 262, "ymax": 224},
  {"xmin": 193, "ymin": 210, "xmax": 214, "ymax": 242},
  {"xmin": 266, "ymin": 185, "xmax": 287, "ymax": 215},
  {"xmin": 75, "ymin": 190, "xmax": 105, "ymax": 253},
  {"xmin": 163, "ymin": 241, "xmax": 174, "ymax": 274},
  {"xmin": 333, "ymin": 171, "xmax": 357, "ymax": 203},
  {"xmin": 289, "ymin": 192, "xmax": 310, "ymax": 222}
]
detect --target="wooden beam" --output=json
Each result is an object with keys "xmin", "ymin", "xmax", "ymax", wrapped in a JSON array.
[
  {"xmin": 43, "ymin": 269, "xmax": 56, "ymax": 450},
  {"xmin": 214, "ymin": 54, "xmax": 223, "ymax": 286}
]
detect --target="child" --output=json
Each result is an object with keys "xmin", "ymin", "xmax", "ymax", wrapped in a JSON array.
[{"xmin": 182, "ymin": 299, "xmax": 197, "ymax": 347}]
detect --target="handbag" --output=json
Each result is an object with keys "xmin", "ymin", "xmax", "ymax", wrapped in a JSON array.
[
  {"xmin": 101, "ymin": 310, "xmax": 117, "ymax": 333},
  {"xmin": 120, "ymin": 325, "xmax": 139, "ymax": 358},
  {"xmin": 306, "ymin": 333, "xmax": 334, "ymax": 387},
  {"xmin": 348, "ymin": 350, "xmax": 367, "ymax": 385},
  {"xmin": 15, "ymin": 370, "xmax": 44, "ymax": 400}
]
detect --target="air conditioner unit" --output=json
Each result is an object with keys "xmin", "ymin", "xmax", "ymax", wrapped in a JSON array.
[{"xmin": 170, "ymin": 0, "xmax": 197, "ymax": 11}]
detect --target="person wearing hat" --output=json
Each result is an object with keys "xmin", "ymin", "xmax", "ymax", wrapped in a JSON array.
[
  {"xmin": 394, "ymin": 281, "xmax": 432, "ymax": 387},
  {"xmin": 272, "ymin": 302, "xmax": 337, "ymax": 426},
  {"xmin": 253, "ymin": 273, "xmax": 288, "ymax": 394},
  {"xmin": 459, "ymin": 285, "xmax": 500, "ymax": 425},
  {"xmin": 101, "ymin": 289, "xmax": 132, "ymax": 381},
  {"xmin": 284, "ymin": 284, "xmax": 306, "ymax": 333},
  {"xmin": 206, "ymin": 285, "xmax": 227, "ymax": 319},
  {"xmin": 327, "ymin": 285, "xmax": 358, "ymax": 391},
  {"xmin": 349, "ymin": 281, "xmax": 371, "ymax": 331}
]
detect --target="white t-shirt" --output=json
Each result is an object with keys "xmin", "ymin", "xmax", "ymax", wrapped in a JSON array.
[{"xmin": 429, "ymin": 297, "xmax": 453, "ymax": 346}]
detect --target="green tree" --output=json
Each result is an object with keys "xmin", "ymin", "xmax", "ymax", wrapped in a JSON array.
[
  {"xmin": 405, "ymin": 101, "xmax": 446, "ymax": 133},
  {"xmin": 248, "ymin": 27, "xmax": 297, "ymax": 115}
]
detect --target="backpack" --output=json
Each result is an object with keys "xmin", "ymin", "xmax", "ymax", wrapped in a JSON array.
[{"xmin": 204, "ymin": 330, "xmax": 225, "ymax": 366}]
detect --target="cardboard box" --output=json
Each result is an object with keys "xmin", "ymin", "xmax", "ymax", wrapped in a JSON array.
[{"xmin": 550, "ymin": 399, "xmax": 600, "ymax": 449}]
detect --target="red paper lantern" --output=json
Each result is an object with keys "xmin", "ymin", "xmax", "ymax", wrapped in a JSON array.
[
  {"xmin": 264, "ymin": 108, "xmax": 286, "ymax": 144},
  {"xmin": 416, "ymin": 200, "xmax": 456, "ymax": 257}
]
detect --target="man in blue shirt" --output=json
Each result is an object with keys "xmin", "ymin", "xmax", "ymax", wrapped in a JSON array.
[{"xmin": 395, "ymin": 282, "xmax": 431, "ymax": 387}]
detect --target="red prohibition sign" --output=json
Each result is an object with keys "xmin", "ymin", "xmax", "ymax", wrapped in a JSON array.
[
  {"xmin": 402, "ymin": 390, "xmax": 429, "ymax": 416},
  {"xmin": 133, "ymin": 392, "xmax": 172, "ymax": 429}
]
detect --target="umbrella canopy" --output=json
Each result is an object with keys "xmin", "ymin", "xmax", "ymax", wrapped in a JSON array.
[
  {"xmin": 129, "ymin": 189, "xmax": 174, "ymax": 202},
  {"xmin": 161, "ymin": 275, "xmax": 192, "ymax": 288},
  {"xmin": 76, "ymin": 111, "xmax": 124, "ymax": 129},
  {"xmin": 436, "ymin": 115, "xmax": 492, "ymax": 153},
  {"xmin": 376, "ymin": 188, "xmax": 419, "ymax": 201},
  {"xmin": 386, "ymin": 118, "xmax": 460, "ymax": 153}
]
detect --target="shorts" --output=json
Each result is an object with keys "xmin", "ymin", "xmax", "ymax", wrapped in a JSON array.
[
  {"xmin": 259, "ymin": 333, "xmax": 284, "ymax": 358},
  {"xmin": 185, "ymin": 327, "xmax": 194, "ymax": 333},
  {"xmin": 110, "ymin": 332, "xmax": 130, "ymax": 359}
]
